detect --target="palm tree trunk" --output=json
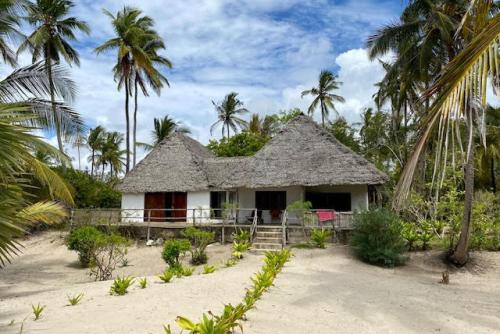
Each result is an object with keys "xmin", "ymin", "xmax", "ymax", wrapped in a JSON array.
[
  {"xmin": 124, "ymin": 79, "xmax": 130, "ymax": 173},
  {"xmin": 133, "ymin": 79, "xmax": 138, "ymax": 167},
  {"xmin": 450, "ymin": 112, "xmax": 475, "ymax": 266},
  {"xmin": 91, "ymin": 149, "xmax": 95, "ymax": 176},
  {"xmin": 321, "ymin": 102, "xmax": 325, "ymax": 127},
  {"xmin": 227, "ymin": 125, "xmax": 230, "ymax": 139},
  {"xmin": 491, "ymin": 158, "xmax": 496, "ymax": 193},
  {"xmin": 46, "ymin": 58, "xmax": 64, "ymax": 154},
  {"xmin": 77, "ymin": 145, "xmax": 81, "ymax": 170}
]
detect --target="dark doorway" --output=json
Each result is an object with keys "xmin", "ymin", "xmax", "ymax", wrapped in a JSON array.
[
  {"xmin": 210, "ymin": 191, "xmax": 226, "ymax": 218},
  {"xmin": 144, "ymin": 192, "xmax": 187, "ymax": 222},
  {"xmin": 305, "ymin": 192, "xmax": 351, "ymax": 211},
  {"xmin": 255, "ymin": 191, "xmax": 286, "ymax": 222}
]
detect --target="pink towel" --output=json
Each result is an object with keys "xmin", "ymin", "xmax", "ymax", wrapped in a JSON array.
[{"xmin": 317, "ymin": 210, "xmax": 336, "ymax": 222}]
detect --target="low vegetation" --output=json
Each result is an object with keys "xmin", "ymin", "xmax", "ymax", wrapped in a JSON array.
[
  {"xmin": 164, "ymin": 249, "xmax": 292, "ymax": 334},
  {"xmin": 66, "ymin": 226, "xmax": 104, "ymax": 267},
  {"xmin": 138, "ymin": 277, "xmax": 148, "ymax": 289},
  {"xmin": 161, "ymin": 239, "xmax": 191, "ymax": 268},
  {"xmin": 182, "ymin": 227, "xmax": 215, "ymax": 265},
  {"xmin": 109, "ymin": 276, "xmax": 134, "ymax": 295},
  {"xmin": 202, "ymin": 264, "xmax": 217, "ymax": 274},
  {"xmin": 158, "ymin": 269, "xmax": 174, "ymax": 283},
  {"xmin": 67, "ymin": 293, "xmax": 84, "ymax": 306},
  {"xmin": 351, "ymin": 208, "xmax": 407, "ymax": 267},
  {"xmin": 31, "ymin": 303, "xmax": 45, "ymax": 320},
  {"xmin": 310, "ymin": 228, "xmax": 331, "ymax": 249}
]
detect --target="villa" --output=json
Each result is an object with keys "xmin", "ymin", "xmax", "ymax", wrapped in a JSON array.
[{"xmin": 118, "ymin": 115, "xmax": 388, "ymax": 225}]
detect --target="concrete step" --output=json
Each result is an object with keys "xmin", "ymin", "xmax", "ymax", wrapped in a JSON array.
[
  {"xmin": 256, "ymin": 226, "xmax": 283, "ymax": 232},
  {"xmin": 254, "ymin": 236, "xmax": 282, "ymax": 243},
  {"xmin": 252, "ymin": 242, "xmax": 282, "ymax": 250},
  {"xmin": 256, "ymin": 231, "xmax": 281, "ymax": 238}
]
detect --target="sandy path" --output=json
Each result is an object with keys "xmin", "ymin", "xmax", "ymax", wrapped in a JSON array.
[
  {"xmin": 0, "ymin": 232, "xmax": 263, "ymax": 334},
  {"xmin": 244, "ymin": 247, "xmax": 500, "ymax": 334}
]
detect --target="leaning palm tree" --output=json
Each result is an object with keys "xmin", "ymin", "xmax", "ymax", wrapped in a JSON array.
[
  {"xmin": 395, "ymin": 1, "xmax": 499, "ymax": 265},
  {"xmin": 95, "ymin": 6, "xmax": 158, "ymax": 173},
  {"xmin": 210, "ymin": 92, "xmax": 249, "ymax": 138},
  {"xmin": 301, "ymin": 70, "xmax": 345, "ymax": 127},
  {"xmin": 19, "ymin": 0, "xmax": 90, "ymax": 154},
  {"xmin": 87, "ymin": 126, "xmax": 105, "ymax": 176},
  {"xmin": 130, "ymin": 36, "xmax": 172, "ymax": 167}
]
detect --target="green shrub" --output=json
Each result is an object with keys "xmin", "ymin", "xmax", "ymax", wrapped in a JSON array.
[
  {"xmin": 225, "ymin": 258, "xmax": 238, "ymax": 267},
  {"xmin": 232, "ymin": 229, "xmax": 251, "ymax": 244},
  {"xmin": 110, "ymin": 276, "xmax": 134, "ymax": 295},
  {"xmin": 310, "ymin": 228, "xmax": 331, "ymax": 248},
  {"xmin": 182, "ymin": 266, "xmax": 194, "ymax": 277},
  {"xmin": 351, "ymin": 208, "xmax": 407, "ymax": 267},
  {"xmin": 401, "ymin": 222, "xmax": 419, "ymax": 250},
  {"xmin": 67, "ymin": 293, "xmax": 84, "ymax": 306},
  {"xmin": 161, "ymin": 239, "xmax": 191, "ymax": 268},
  {"xmin": 182, "ymin": 227, "xmax": 215, "ymax": 265},
  {"xmin": 89, "ymin": 233, "xmax": 129, "ymax": 281},
  {"xmin": 203, "ymin": 264, "xmax": 217, "ymax": 274},
  {"xmin": 66, "ymin": 226, "xmax": 104, "ymax": 266},
  {"xmin": 138, "ymin": 277, "xmax": 148, "ymax": 289},
  {"xmin": 31, "ymin": 303, "xmax": 45, "ymax": 320}
]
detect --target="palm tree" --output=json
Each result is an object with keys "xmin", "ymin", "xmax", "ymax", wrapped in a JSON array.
[
  {"xmin": 394, "ymin": 0, "xmax": 499, "ymax": 265},
  {"xmin": 248, "ymin": 113, "xmax": 262, "ymax": 134},
  {"xmin": 131, "ymin": 37, "xmax": 172, "ymax": 167},
  {"xmin": 210, "ymin": 92, "xmax": 249, "ymax": 138},
  {"xmin": 0, "ymin": 0, "xmax": 22, "ymax": 66},
  {"xmin": 87, "ymin": 126, "xmax": 105, "ymax": 176},
  {"xmin": 139, "ymin": 115, "xmax": 190, "ymax": 152},
  {"xmin": 19, "ymin": 0, "xmax": 90, "ymax": 155},
  {"xmin": 95, "ymin": 6, "xmax": 158, "ymax": 173},
  {"xmin": 301, "ymin": 70, "xmax": 345, "ymax": 127},
  {"xmin": 95, "ymin": 131, "xmax": 125, "ymax": 179},
  {"xmin": 72, "ymin": 131, "xmax": 86, "ymax": 170}
]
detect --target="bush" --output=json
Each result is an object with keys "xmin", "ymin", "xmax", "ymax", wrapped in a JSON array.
[
  {"xmin": 182, "ymin": 227, "xmax": 214, "ymax": 265},
  {"xmin": 310, "ymin": 228, "xmax": 331, "ymax": 248},
  {"xmin": 109, "ymin": 276, "xmax": 134, "ymax": 295},
  {"xmin": 66, "ymin": 226, "xmax": 104, "ymax": 266},
  {"xmin": 161, "ymin": 239, "xmax": 191, "ymax": 268},
  {"xmin": 351, "ymin": 208, "xmax": 407, "ymax": 267},
  {"xmin": 232, "ymin": 229, "xmax": 251, "ymax": 244},
  {"xmin": 158, "ymin": 269, "xmax": 174, "ymax": 283},
  {"xmin": 89, "ymin": 233, "xmax": 129, "ymax": 281}
]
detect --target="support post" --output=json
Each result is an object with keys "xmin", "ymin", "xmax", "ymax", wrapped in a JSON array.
[{"xmin": 221, "ymin": 226, "xmax": 225, "ymax": 244}]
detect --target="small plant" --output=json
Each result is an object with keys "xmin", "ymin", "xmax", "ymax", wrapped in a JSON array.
[
  {"xmin": 67, "ymin": 293, "xmax": 84, "ymax": 306},
  {"xmin": 162, "ymin": 239, "xmax": 191, "ymax": 267},
  {"xmin": 120, "ymin": 258, "xmax": 129, "ymax": 267},
  {"xmin": 109, "ymin": 276, "xmax": 134, "ymax": 295},
  {"xmin": 310, "ymin": 228, "xmax": 331, "ymax": 249},
  {"xmin": 66, "ymin": 226, "xmax": 104, "ymax": 267},
  {"xmin": 182, "ymin": 266, "xmax": 195, "ymax": 277},
  {"xmin": 138, "ymin": 277, "xmax": 148, "ymax": 289},
  {"xmin": 31, "ymin": 303, "xmax": 45, "ymax": 320},
  {"xmin": 158, "ymin": 269, "xmax": 174, "ymax": 283},
  {"xmin": 182, "ymin": 227, "xmax": 215, "ymax": 265},
  {"xmin": 203, "ymin": 264, "xmax": 217, "ymax": 274},
  {"xmin": 225, "ymin": 258, "xmax": 238, "ymax": 267},
  {"xmin": 232, "ymin": 229, "xmax": 251, "ymax": 244}
]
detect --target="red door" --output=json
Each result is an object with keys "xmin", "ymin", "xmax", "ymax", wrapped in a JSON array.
[
  {"xmin": 144, "ymin": 193, "xmax": 166, "ymax": 222},
  {"xmin": 172, "ymin": 192, "xmax": 187, "ymax": 221}
]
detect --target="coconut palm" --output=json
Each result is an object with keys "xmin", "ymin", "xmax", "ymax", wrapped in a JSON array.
[
  {"xmin": 131, "ymin": 37, "xmax": 172, "ymax": 167},
  {"xmin": 301, "ymin": 70, "xmax": 345, "ymax": 127},
  {"xmin": 87, "ymin": 126, "xmax": 105, "ymax": 176},
  {"xmin": 210, "ymin": 92, "xmax": 249, "ymax": 138},
  {"xmin": 95, "ymin": 131, "xmax": 126, "ymax": 178},
  {"xmin": 0, "ymin": 0, "xmax": 22, "ymax": 66},
  {"xmin": 19, "ymin": 0, "xmax": 90, "ymax": 155},
  {"xmin": 139, "ymin": 115, "xmax": 190, "ymax": 152},
  {"xmin": 72, "ymin": 131, "xmax": 86, "ymax": 170},
  {"xmin": 394, "ymin": 0, "xmax": 499, "ymax": 265},
  {"xmin": 95, "ymin": 6, "xmax": 158, "ymax": 173}
]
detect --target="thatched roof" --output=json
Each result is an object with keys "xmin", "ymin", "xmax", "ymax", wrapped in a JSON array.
[{"xmin": 119, "ymin": 115, "xmax": 388, "ymax": 193}]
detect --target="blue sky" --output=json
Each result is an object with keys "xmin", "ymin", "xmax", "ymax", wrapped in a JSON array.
[{"xmin": 4, "ymin": 0, "xmax": 409, "ymax": 168}]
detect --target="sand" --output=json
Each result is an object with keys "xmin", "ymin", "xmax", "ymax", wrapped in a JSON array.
[{"xmin": 1, "ymin": 232, "xmax": 499, "ymax": 334}]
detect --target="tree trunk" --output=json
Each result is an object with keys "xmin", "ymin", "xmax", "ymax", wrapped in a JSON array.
[
  {"xmin": 227, "ymin": 125, "xmax": 230, "ymax": 139},
  {"xmin": 133, "ymin": 79, "xmax": 138, "ymax": 167},
  {"xmin": 91, "ymin": 149, "xmax": 95, "ymax": 176},
  {"xmin": 101, "ymin": 163, "xmax": 105, "ymax": 180},
  {"xmin": 491, "ymin": 158, "xmax": 496, "ymax": 193},
  {"xmin": 77, "ymin": 145, "xmax": 81, "ymax": 170},
  {"xmin": 47, "ymin": 58, "xmax": 64, "ymax": 155},
  {"xmin": 450, "ymin": 113, "xmax": 475, "ymax": 266},
  {"xmin": 124, "ymin": 79, "xmax": 130, "ymax": 173},
  {"xmin": 321, "ymin": 101, "xmax": 325, "ymax": 127}
]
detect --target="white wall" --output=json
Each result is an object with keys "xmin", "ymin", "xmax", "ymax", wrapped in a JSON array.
[
  {"xmin": 121, "ymin": 193, "xmax": 145, "ymax": 223},
  {"xmin": 187, "ymin": 191, "xmax": 211, "ymax": 223},
  {"xmin": 306, "ymin": 184, "xmax": 368, "ymax": 211}
]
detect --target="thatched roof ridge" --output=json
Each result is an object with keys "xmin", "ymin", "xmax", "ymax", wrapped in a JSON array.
[
  {"xmin": 118, "ymin": 132, "xmax": 214, "ymax": 193},
  {"xmin": 120, "ymin": 115, "xmax": 388, "ymax": 193}
]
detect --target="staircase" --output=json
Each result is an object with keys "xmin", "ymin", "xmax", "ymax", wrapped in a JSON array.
[{"xmin": 252, "ymin": 226, "xmax": 283, "ymax": 251}]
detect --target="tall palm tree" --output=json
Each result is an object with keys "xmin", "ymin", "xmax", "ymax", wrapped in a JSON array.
[
  {"xmin": 130, "ymin": 37, "xmax": 172, "ymax": 167},
  {"xmin": 87, "ymin": 126, "xmax": 105, "ymax": 177},
  {"xmin": 139, "ymin": 115, "xmax": 190, "ymax": 152},
  {"xmin": 72, "ymin": 131, "xmax": 86, "ymax": 170},
  {"xmin": 95, "ymin": 6, "xmax": 158, "ymax": 173},
  {"xmin": 19, "ymin": 0, "xmax": 90, "ymax": 155},
  {"xmin": 301, "ymin": 70, "xmax": 345, "ymax": 127},
  {"xmin": 210, "ymin": 92, "xmax": 249, "ymax": 138},
  {"xmin": 95, "ymin": 131, "xmax": 125, "ymax": 179},
  {"xmin": 394, "ymin": 0, "xmax": 499, "ymax": 265}
]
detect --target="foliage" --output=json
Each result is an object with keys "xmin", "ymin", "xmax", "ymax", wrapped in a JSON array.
[
  {"xmin": 109, "ymin": 276, "xmax": 134, "ymax": 295},
  {"xmin": 181, "ymin": 266, "xmax": 194, "ymax": 277},
  {"xmin": 167, "ymin": 249, "xmax": 292, "ymax": 334},
  {"xmin": 67, "ymin": 293, "xmax": 84, "ymax": 306},
  {"xmin": 210, "ymin": 92, "xmax": 249, "ymax": 138},
  {"xmin": 225, "ymin": 258, "xmax": 237, "ymax": 267},
  {"xmin": 138, "ymin": 277, "xmax": 148, "ymax": 289},
  {"xmin": 31, "ymin": 303, "xmax": 45, "ymax": 320},
  {"xmin": 328, "ymin": 117, "xmax": 361, "ymax": 152},
  {"xmin": 207, "ymin": 131, "xmax": 268, "ymax": 157},
  {"xmin": 310, "ymin": 228, "xmax": 331, "ymax": 249},
  {"xmin": 89, "ymin": 233, "xmax": 129, "ymax": 281},
  {"xmin": 161, "ymin": 239, "xmax": 191, "ymax": 268},
  {"xmin": 232, "ymin": 241, "xmax": 249, "ymax": 259},
  {"xmin": 158, "ymin": 269, "xmax": 174, "ymax": 283},
  {"xmin": 66, "ymin": 226, "xmax": 104, "ymax": 266},
  {"xmin": 232, "ymin": 229, "xmax": 251, "ymax": 245},
  {"xmin": 351, "ymin": 208, "xmax": 407, "ymax": 267},
  {"xmin": 202, "ymin": 264, "xmax": 217, "ymax": 274},
  {"xmin": 182, "ymin": 227, "xmax": 214, "ymax": 265},
  {"xmin": 469, "ymin": 191, "xmax": 500, "ymax": 251},
  {"xmin": 286, "ymin": 200, "xmax": 312, "ymax": 211},
  {"xmin": 55, "ymin": 167, "xmax": 121, "ymax": 208}
]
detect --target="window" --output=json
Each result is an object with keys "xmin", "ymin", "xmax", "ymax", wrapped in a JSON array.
[{"xmin": 305, "ymin": 192, "xmax": 351, "ymax": 212}]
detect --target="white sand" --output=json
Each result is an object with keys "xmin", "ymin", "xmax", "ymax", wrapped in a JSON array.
[{"xmin": 1, "ymin": 232, "xmax": 499, "ymax": 334}]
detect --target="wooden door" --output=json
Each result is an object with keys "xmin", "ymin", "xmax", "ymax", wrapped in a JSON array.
[
  {"xmin": 144, "ymin": 192, "xmax": 166, "ymax": 222},
  {"xmin": 172, "ymin": 192, "xmax": 187, "ymax": 220}
]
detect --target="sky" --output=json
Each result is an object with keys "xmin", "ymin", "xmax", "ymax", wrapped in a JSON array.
[{"xmin": 3, "ymin": 0, "xmax": 411, "ymax": 170}]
